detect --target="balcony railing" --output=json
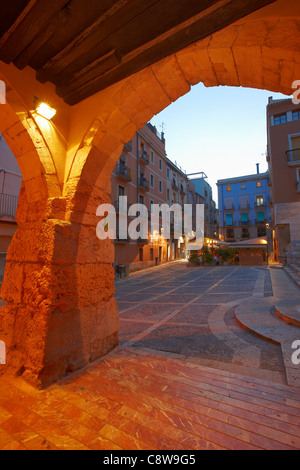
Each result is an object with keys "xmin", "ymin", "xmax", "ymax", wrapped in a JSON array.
[
  {"xmin": 116, "ymin": 164, "xmax": 132, "ymax": 182},
  {"xmin": 255, "ymin": 201, "xmax": 266, "ymax": 208},
  {"xmin": 0, "ymin": 193, "xmax": 18, "ymax": 219},
  {"xmin": 139, "ymin": 150, "xmax": 149, "ymax": 165},
  {"xmin": 255, "ymin": 219, "xmax": 266, "ymax": 225},
  {"xmin": 124, "ymin": 141, "xmax": 132, "ymax": 152},
  {"xmin": 172, "ymin": 179, "xmax": 179, "ymax": 190},
  {"xmin": 139, "ymin": 177, "xmax": 149, "ymax": 192},
  {"xmin": 286, "ymin": 148, "xmax": 300, "ymax": 163}
]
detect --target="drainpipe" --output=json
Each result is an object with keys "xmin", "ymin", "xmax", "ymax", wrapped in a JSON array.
[{"xmin": 0, "ymin": 169, "xmax": 6, "ymax": 194}]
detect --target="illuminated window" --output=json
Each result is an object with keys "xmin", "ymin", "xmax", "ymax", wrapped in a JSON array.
[
  {"xmin": 226, "ymin": 186, "xmax": 231, "ymax": 192},
  {"xmin": 256, "ymin": 181, "xmax": 262, "ymax": 188}
]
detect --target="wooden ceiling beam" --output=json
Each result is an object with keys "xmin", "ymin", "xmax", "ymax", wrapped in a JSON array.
[
  {"xmin": 61, "ymin": 0, "xmax": 276, "ymax": 105},
  {"xmin": 0, "ymin": 0, "xmax": 70, "ymax": 63},
  {"xmin": 13, "ymin": 0, "xmax": 130, "ymax": 70},
  {"xmin": 36, "ymin": 0, "xmax": 160, "ymax": 84}
]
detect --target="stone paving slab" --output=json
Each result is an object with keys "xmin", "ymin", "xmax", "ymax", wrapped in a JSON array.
[{"xmin": 235, "ymin": 297, "xmax": 300, "ymax": 387}]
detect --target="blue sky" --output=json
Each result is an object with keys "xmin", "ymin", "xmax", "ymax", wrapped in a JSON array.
[{"xmin": 150, "ymin": 83, "xmax": 288, "ymax": 203}]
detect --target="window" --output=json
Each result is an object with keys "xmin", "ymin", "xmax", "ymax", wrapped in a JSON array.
[
  {"xmin": 150, "ymin": 150, "xmax": 155, "ymax": 164},
  {"xmin": 226, "ymin": 186, "xmax": 231, "ymax": 192},
  {"xmin": 139, "ymin": 248, "xmax": 143, "ymax": 262},
  {"xmin": 226, "ymin": 229, "xmax": 234, "ymax": 239},
  {"xmin": 167, "ymin": 168, "xmax": 170, "ymax": 178},
  {"xmin": 226, "ymin": 214, "xmax": 233, "ymax": 226},
  {"xmin": 256, "ymin": 195, "xmax": 264, "ymax": 207},
  {"xmin": 150, "ymin": 174, "xmax": 154, "ymax": 188},
  {"xmin": 241, "ymin": 213, "xmax": 249, "ymax": 225},
  {"xmin": 150, "ymin": 248, "xmax": 154, "ymax": 261},
  {"xmin": 225, "ymin": 198, "xmax": 234, "ymax": 210},
  {"xmin": 256, "ymin": 182, "xmax": 262, "ymax": 188},
  {"xmin": 239, "ymin": 196, "xmax": 248, "ymax": 209},
  {"xmin": 159, "ymin": 181, "xmax": 163, "ymax": 193},
  {"xmin": 242, "ymin": 228, "xmax": 250, "ymax": 239},
  {"xmin": 274, "ymin": 113, "xmax": 287, "ymax": 125},
  {"xmin": 139, "ymin": 195, "xmax": 144, "ymax": 205},
  {"xmin": 257, "ymin": 212, "xmax": 265, "ymax": 222},
  {"xmin": 258, "ymin": 227, "xmax": 266, "ymax": 237},
  {"xmin": 159, "ymin": 159, "xmax": 163, "ymax": 171},
  {"xmin": 167, "ymin": 189, "xmax": 170, "ymax": 200},
  {"xmin": 240, "ymin": 183, "xmax": 246, "ymax": 190},
  {"xmin": 292, "ymin": 110, "xmax": 300, "ymax": 121},
  {"xmin": 118, "ymin": 186, "xmax": 125, "ymax": 197},
  {"xmin": 150, "ymin": 200, "xmax": 154, "ymax": 214}
]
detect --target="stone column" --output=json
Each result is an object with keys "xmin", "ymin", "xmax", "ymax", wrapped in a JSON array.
[{"xmin": 0, "ymin": 181, "xmax": 119, "ymax": 389}]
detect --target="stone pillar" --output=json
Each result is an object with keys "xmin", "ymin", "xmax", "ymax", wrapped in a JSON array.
[{"xmin": 0, "ymin": 181, "xmax": 119, "ymax": 389}]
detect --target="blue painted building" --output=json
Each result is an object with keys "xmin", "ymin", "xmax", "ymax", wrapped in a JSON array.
[{"xmin": 217, "ymin": 169, "xmax": 271, "ymax": 242}]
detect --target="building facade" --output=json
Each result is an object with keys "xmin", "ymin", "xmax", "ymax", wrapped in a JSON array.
[
  {"xmin": 0, "ymin": 133, "xmax": 22, "ymax": 280},
  {"xmin": 188, "ymin": 173, "xmax": 219, "ymax": 239},
  {"xmin": 266, "ymin": 97, "xmax": 300, "ymax": 263},
  {"xmin": 111, "ymin": 123, "xmax": 193, "ymax": 273},
  {"xmin": 217, "ymin": 169, "xmax": 272, "ymax": 243}
]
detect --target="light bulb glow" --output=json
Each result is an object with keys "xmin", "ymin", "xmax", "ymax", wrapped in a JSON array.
[{"xmin": 36, "ymin": 102, "xmax": 56, "ymax": 120}]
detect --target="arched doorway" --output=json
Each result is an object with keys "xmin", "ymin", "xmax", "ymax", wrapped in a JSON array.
[{"xmin": 0, "ymin": 0, "xmax": 299, "ymax": 388}]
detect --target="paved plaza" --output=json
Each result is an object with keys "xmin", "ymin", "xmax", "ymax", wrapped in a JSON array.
[
  {"xmin": 0, "ymin": 261, "xmax": 299, "ymax": 450},
  {"xmin": 117, "ymin": 261, "xmax": 299, "ymax": 385}
]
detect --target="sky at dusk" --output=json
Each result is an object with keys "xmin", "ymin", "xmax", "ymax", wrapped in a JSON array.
[{"xmin": 150, "ymin": 84, "xmax": 288, "ymax": 203}]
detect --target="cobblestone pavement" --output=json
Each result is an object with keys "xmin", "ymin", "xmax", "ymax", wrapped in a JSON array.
[{"xmin": 116, "ymin": 262, "xmax": 288, "ymax": 384}]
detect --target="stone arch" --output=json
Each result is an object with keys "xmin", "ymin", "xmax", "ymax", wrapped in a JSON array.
[
  {"xmin": 70, "ymin": 15, "xmax": 300, "ymax": 196},
  {"xmin": 1, "ymin": 7, "xmax": 300, "ymax": 389},
  {"xmin": 0, "ymin": 72, "xmax": 62, "ymax": 202}
]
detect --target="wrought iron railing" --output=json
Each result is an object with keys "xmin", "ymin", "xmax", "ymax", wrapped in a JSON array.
[
  {"xmin": 0, "ymin": 193, "xmax": 18, "ymax": 219},
  {"xmin": 286, "ymin": 148, "xmax": 300, "ymax": 163}
]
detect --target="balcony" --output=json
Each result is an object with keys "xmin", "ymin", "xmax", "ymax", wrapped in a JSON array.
[
  {"xmin": 124, "ymin": 141, "xmax": 132, "ymax": 152},
  {"xmin": 116, "ymin": 164, "xmax": 132, "ymax": 182},
  {"xmin": 286, "ymin": 148, "xmax": 300, "ymax": 164},
  {"xmin": 255, "ymin": 219, "xmax": 266, "ymax": 226},
  {"xmin": 255, "ymin": 201, "xmax": 267, "ymax": 208},
  {"xmin": 0, "ymin": 193, "xmax": 18, "ymax": 219},
  {"xmin": 139, "ymin": 150, "xmax": 150, "ymax": 165},
  {"xmin": 180, "ymin": 184, "xmax": 186, "ymax": 195},
  {"xmin": 237, "ymin": 220, "xmax": 250, "ymax": 227},
  {"xmin": 172, "ymin": 179, "xmax": 179, "ymax": 190},
  {"xmin": 139, "ymin": 177, "xmax": 149, "ymax": 192},
  {"xmin": 137, "ymin": 236, "xmax": 149, "ymax": 245}
]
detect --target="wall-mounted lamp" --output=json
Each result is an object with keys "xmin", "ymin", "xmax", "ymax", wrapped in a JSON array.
[
  {"xmin": 34, "ymin": 97, "xmax": 56, "ymax": 120},
  {"xmin": 36, "ymin": 102, "xmax": 56, "ymax": 120}
]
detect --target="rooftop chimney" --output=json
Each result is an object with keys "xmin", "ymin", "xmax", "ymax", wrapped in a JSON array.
[{"xmin": 256, "ymin": 163, "xmax": 260, "ymax": 174}]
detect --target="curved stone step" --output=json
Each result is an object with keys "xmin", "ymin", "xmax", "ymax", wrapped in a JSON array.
[
  {"xmin": 235, "ymin": 298, "xmax": 300, "ymax": 387},
  {"xmin": 275, "ymin": 299, "xmax": 300, "ymax": 328}
]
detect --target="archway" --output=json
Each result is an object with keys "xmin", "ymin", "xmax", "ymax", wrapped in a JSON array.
[{"xmin": 0, "ymin": 1, "xmax": 299, "ymax": 388}]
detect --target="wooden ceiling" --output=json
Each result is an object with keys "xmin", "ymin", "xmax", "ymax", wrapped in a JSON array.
[{"xmin": 0, "ymin": 0, "xmax": 275, "ymax": 105}]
